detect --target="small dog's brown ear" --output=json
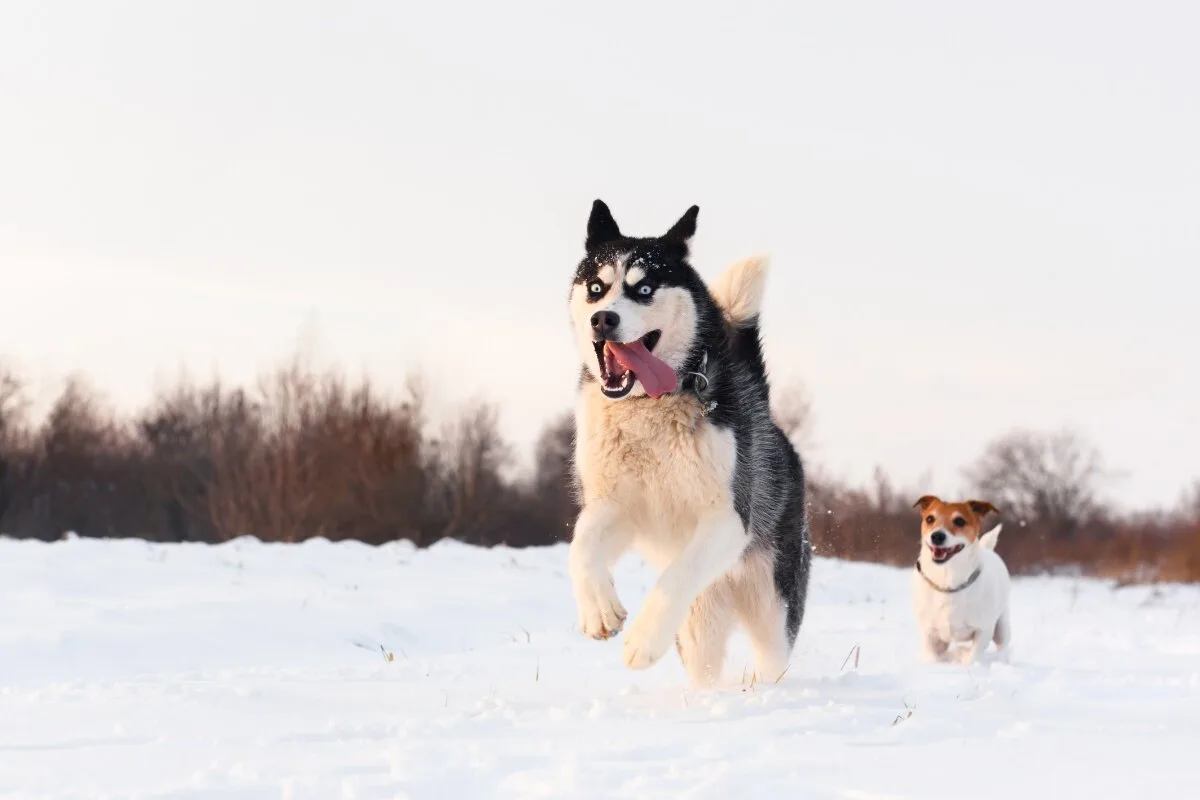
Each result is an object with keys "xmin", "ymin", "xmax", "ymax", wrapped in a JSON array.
[
  {"xmin": 968, "ymin": 500, "xmax": 998, "ymax": 518},
  {"xmin": 913, "ymin": 495, "xmax": 939, "ymax": 512}
]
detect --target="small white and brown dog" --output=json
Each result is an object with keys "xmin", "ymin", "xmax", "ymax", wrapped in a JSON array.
[{"xmin": 911, "ymin": 495, "xmax": 1011, "ymax": 664}]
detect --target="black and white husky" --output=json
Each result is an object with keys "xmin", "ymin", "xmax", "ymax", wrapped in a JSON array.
[{"xmin": 566, "ymin": 200, "xmax": 812, "ymax": 687}]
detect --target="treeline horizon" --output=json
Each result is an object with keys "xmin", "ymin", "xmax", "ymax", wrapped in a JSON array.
[{"xmin": 2, "ymin": 357, "xmax": 1198, "ymax": 583}]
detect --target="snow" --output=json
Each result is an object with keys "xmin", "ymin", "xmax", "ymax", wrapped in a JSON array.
[{"xmin": 1, "ymin": 537, "xmax": 1198, "ymax": 799}]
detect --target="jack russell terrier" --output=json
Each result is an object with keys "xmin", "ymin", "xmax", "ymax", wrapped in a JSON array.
[{"xmin": 911, "ymin": 495, "xmax": 1011, "ymax": 664}]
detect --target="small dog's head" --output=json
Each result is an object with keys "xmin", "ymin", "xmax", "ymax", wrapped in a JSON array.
[
  {"xmin": 568, "ymin": 200, "xmax": 715, "ymax": 401},
  {"xmin": 913, "ymin": 495, "xmax": 999, "ymax": 563}
]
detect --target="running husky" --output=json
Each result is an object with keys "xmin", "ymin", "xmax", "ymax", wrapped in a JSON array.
[{"xmin": 566, "ymin": 200, "xmax": 811, "ymax": 687}]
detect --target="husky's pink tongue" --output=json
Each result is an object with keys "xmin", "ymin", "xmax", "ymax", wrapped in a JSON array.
[{"xmin": 606, "ymin": 340, "xmax": 677, "ymax": 398}]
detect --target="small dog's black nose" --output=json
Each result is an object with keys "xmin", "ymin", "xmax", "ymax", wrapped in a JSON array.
[
  {"xmin": 590, "ymin": 310, "xmax": 620, "ymax": 339},
  {"xmin": 930, "ymin": 531, "xmax": 947, "ymax": 546}
]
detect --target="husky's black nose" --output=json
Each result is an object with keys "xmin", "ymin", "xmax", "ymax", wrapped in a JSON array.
[
  {"xmin": 930, "ymin": 531, "xmax": 947, "ymax": 546},
  {"xmin": 590, "ymin": 310, "xmax": 620, "ymax": 340}
]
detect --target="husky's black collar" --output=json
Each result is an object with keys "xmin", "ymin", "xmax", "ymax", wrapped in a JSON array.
[
  {"xmin": 915, "ymin": 561, "xmax": 983, "ymax": 594},
  {"xmin": 682, "ymin": 350, "xmax": 718, "ymax": 415}
]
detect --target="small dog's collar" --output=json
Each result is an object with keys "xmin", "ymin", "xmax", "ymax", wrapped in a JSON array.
[{"xmin": 915, "ymin": 560, "xmax": 982, "ymax": 594}]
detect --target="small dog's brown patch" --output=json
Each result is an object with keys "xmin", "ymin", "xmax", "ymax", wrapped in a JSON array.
[{"xmin": 912, "ymin": 495, "xmax": 998, "ymax": 543}]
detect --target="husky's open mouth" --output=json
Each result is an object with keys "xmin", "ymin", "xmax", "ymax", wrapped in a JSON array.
[
  {"xmin": 928, "ymin": 543, "xmax": 965, "ymax": 563},
  {"xmin": 593, "ymin": 330, "xmax": 676, "ymax": 399}
]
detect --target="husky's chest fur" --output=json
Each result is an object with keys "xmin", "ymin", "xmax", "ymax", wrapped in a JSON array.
[{"xmin": 575, "ymin": 390, "xmax": 736, "ymax": 569}]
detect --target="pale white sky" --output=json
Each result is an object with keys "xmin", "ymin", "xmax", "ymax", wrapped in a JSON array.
[{"xmin": 2, "ymin": 1, "xmax": 1197, "ymax": 509}]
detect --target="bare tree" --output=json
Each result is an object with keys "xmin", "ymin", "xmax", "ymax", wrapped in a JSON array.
[
  {"xmin": 427, "ymin": 399, "xmax": 511, "ymax": 544},
  {"xmin": 1180, "ymin": 480, "xmax": 1200, "ymax": 524},
  {"xmin": 0, "ymin": 367, "xmax": 26, "ymax": 437},
  {"xmin": 530, "ymin": 412, "xmax": 578, "ymax": 541},
  {"xmin": 0, "ymin": 367, "xmax": 29, "ymax": 526},
  {"xmin": 964, "ymin": 428, "xmax": 1106, "ymax": 532},
  {"xmin": 15, "ymin": 377, "xmax": 147, "ymax": 539}
]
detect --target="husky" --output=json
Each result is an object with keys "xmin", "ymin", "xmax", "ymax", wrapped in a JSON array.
[{"xmin": 565, "ymin": 199, "xmax": 812, "ymax": 687}]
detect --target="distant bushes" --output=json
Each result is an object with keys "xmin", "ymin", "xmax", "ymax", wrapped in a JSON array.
[
  {"xmin": 0, "ymin": 362, "xmax": 575, "ymax": 548},
  {"xmin": 1, "ymin": 360, "xmax": 1197, "ymax": 583}
]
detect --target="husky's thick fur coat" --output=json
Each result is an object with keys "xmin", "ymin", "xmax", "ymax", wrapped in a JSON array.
[{"xmin": 566, "ymin": 200, "xmax": 812, "ymax": 687}]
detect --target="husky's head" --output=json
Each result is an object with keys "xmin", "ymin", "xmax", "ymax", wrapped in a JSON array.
[{"xmin": 569, "ymin": 200, "xmax": 717, "ymax": 401}]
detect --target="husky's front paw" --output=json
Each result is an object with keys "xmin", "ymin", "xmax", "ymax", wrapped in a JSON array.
[
  {"xmin": 622, "ymin": 598, "xmax": 673, "ymax": 670},
  {"xmin": 574, "ymin": 575, "xmax": 627, "ymax": 640}
]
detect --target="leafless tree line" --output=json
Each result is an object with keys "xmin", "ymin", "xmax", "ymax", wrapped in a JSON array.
[
  {"xmin": 0, "ymin": 362, "xmax": 573, "ymax": 548},
  {"xmin": 1, "ymin": 361, "xmax": 1197, "ymax": 582}
]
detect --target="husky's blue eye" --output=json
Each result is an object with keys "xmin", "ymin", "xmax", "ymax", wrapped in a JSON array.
[
  {"xmin": 588, "ymin": 281, "xmax": 604, "ymax": 295},
  {"xmin": 638, "ymin": 284, "xmax": 652, "ymax": 296}
]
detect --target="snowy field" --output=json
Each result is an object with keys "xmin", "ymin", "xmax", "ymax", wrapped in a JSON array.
[{"xmin": 1, "ymin": 537, "xmax": 1198, "ymax": 799}]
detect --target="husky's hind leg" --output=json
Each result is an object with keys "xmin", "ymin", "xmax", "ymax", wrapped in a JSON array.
[
  {"xmin": 676, "ymin": 581, "xmax": 736, "ymax": 688},
  {"xmin": 731, "ymin": 551, "xmax": 793, "ymax": 683}
]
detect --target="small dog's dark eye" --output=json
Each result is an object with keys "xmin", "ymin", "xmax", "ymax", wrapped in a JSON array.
[
  {"xmin": 588, "ymin": 281, "xmax": 604, "ymax": 296},
  {"xmin": 925, "ymin": 515, "xmax": 935, "ymax": 525},
  {"xmin": 638, "ymin": 284, "xmax": 652, "ymax": 296},
  {"xmin": 952, "ymin": 517, "xmax": 966, "ymax": 527}
]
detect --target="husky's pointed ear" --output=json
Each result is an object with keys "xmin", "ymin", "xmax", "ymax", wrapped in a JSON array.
[
  {"xmin": 663, "ymin": 205, "xmax": 699, "ymax": 244},
  {"xmin": 586, "ymin": 199, "xmax": 622, "ymax": 251},
  {"xmin": 968, "ymin": 500, "xmax": 998, "ymax": 518},
  {"xmin": 913, "ymin": 495, "xmax": 940, "ymax": 512}
]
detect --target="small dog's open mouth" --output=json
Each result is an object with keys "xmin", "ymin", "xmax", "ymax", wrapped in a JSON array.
[
  {"xmin": 928, "ymin": 543, "xmax": 965, "ymax": 563},
  {"xmin": 593, "ymin": 330, "xmax": 676, "ymax": 399}
]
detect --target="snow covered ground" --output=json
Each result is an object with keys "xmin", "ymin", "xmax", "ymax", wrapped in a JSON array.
[{"xmin": 1, "ymin": 536, "xmax": 1198, "ymax": 799}]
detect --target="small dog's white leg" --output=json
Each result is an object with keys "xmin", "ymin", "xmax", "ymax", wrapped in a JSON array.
[
  {"xmin": 962, "ymin": 625, "xmax": 995, "ymax": 664},
  {"xmin": 922, "ymin": 632, "xmax": 950, "ymax": 662},
  {"xmin": 992, "ymin": 610, "xmax": 1012, "ymax": 659},
  {"xmin": 623, "ymin": 507, "xmax": 750, "ymax": 670},
  {"xmin": 676, "ymin": 581, "xmax": 736, "ymax": 688},
  {"xmin": 569, "ymin": 500, "xmax": 632, "ymax": 640}
]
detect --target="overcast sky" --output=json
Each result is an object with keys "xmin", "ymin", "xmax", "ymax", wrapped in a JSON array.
[{"xmin": 2, "ymin": 1, "xmax": 1197, "ymax": 508}]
